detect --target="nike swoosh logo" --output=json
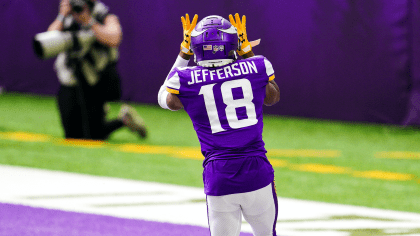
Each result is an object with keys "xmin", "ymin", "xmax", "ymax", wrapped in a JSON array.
[
  {"xmin": 217, "ymin": 25, "xmax": 237, "ymax": 34},
  {"xmin": 191, "ymin": 29, "xmax": 208, "ymax": 37}
]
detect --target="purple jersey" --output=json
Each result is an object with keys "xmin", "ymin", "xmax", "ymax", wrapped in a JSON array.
[{"xmin": 165, "ymin": 55, "xmax": 275, "ymax": 195}]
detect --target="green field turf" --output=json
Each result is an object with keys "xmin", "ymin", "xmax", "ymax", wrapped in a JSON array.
[{"xmin": 0, "ymin": 92, "xmax": 419, "ymax": 213}]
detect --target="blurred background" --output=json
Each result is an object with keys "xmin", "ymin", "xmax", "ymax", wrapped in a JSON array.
[
  {"xmin": 2, "ymin": 0, "xmax": 420, "ymax": 126},
  {"xmin": 1, "ymin": 1, "xmax": 420, "ymax": 235}
]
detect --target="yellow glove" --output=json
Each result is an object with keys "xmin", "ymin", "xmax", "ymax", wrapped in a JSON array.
[
  {"xmin": 180, "ymin": 14, "xmax": 198, "ymax": 55},
  {"xmin": 229, "ymin": 13, "xmax": 252, "ymax": 56}
]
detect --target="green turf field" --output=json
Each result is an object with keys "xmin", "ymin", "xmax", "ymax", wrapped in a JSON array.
[{"xmin": 0, "ymin": 92, "xmax": 419, "ymax": 213}]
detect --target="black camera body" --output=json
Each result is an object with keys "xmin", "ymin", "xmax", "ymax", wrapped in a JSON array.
[{"xmin": 70, "ymin": 0, "xmax": 94, "ymax": 12}]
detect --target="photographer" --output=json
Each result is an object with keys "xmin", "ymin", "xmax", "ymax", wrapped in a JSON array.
[{"xmin": 47, "ymin": 0, "xmax": 147, "ymax": 140}]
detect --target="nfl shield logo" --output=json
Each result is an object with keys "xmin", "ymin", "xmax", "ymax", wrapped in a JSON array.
[{"xmin": 213, "ymin": 45, "xmax": 220, "ymax": 54}]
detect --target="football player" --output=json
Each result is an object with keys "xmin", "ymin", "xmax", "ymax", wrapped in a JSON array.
[{"xmin": 158, "ymin": 13, "xmax": 280, "ymax": 236}]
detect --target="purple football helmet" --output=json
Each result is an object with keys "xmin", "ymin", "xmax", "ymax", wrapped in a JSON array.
[{"xmin": 190, "ymin": 15, "xmax": 238, "ymax": 67}]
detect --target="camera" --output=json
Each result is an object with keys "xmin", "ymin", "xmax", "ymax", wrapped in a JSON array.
[
  {"xmin": 70, "ymin": 0, "xmax": 86, "ymax": 13},
  {"xmin": 70, "ymin": 0, "xmax": 94, "ymax": 13},
  {"xmin": 33, "ymin": 30, "xmax": 95, "ymax": 59}
]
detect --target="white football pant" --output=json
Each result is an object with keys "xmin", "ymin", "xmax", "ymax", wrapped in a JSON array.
[{"xmin": 206, "ymin": 182, "xmax": 278, "ymax": 236}]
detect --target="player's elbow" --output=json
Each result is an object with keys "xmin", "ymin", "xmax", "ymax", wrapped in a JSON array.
[
  {"xmin": 264, "ymin": 84, "xmax": 280, "ymax": 106},
  {"xmin": 167, "ymin": 93, "xmax": 184, "ymax": 111},
  {"xmin": 264, "ymin": 94, "xmax": 280, "ymax": 106},
  {"xmin": 168, "ymin": 102, "xmax": 183, "ymax": 111}
]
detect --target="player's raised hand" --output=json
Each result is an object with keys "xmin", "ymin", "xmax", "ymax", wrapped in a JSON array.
[
  {"xmin": 180, "ymin": 14, "xmax": 198, "ymax": 55},
  {"xmin": 229, "ymin": 13, "xmax": 252, "ymax": 56}
]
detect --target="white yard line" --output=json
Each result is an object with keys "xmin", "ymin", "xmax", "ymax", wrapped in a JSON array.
[{"xmin": 0, "ymin": 164, "xmax": 419, "ymax": 236}]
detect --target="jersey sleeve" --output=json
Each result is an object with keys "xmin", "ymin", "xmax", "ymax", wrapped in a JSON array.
[
  {"xmin": 263, "ymin": 57, "xmax": 275, "ymax": 81},
  {"xmin": 165, "ymin": 69, "xmax": 181, "ymax": 94}
]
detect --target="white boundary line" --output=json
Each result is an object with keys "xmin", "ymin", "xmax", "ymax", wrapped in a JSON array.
[{"xmin": 1, "ymin": 164, "xmax": 420, "ymax": 236}]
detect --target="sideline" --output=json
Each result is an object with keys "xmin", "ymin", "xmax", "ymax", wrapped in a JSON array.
[
  {"xmin": 0, "ymin": 131, "xmax": 416, "ymax": 182},
  {"xmin": 0, "ymin": 165, "xmax": 420, "ymax": 236}
]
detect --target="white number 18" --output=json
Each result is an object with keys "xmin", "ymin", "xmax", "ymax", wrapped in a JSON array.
[{"xmin": 198, "ymin": 79, "xmax": 258, "ymax": 134}]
